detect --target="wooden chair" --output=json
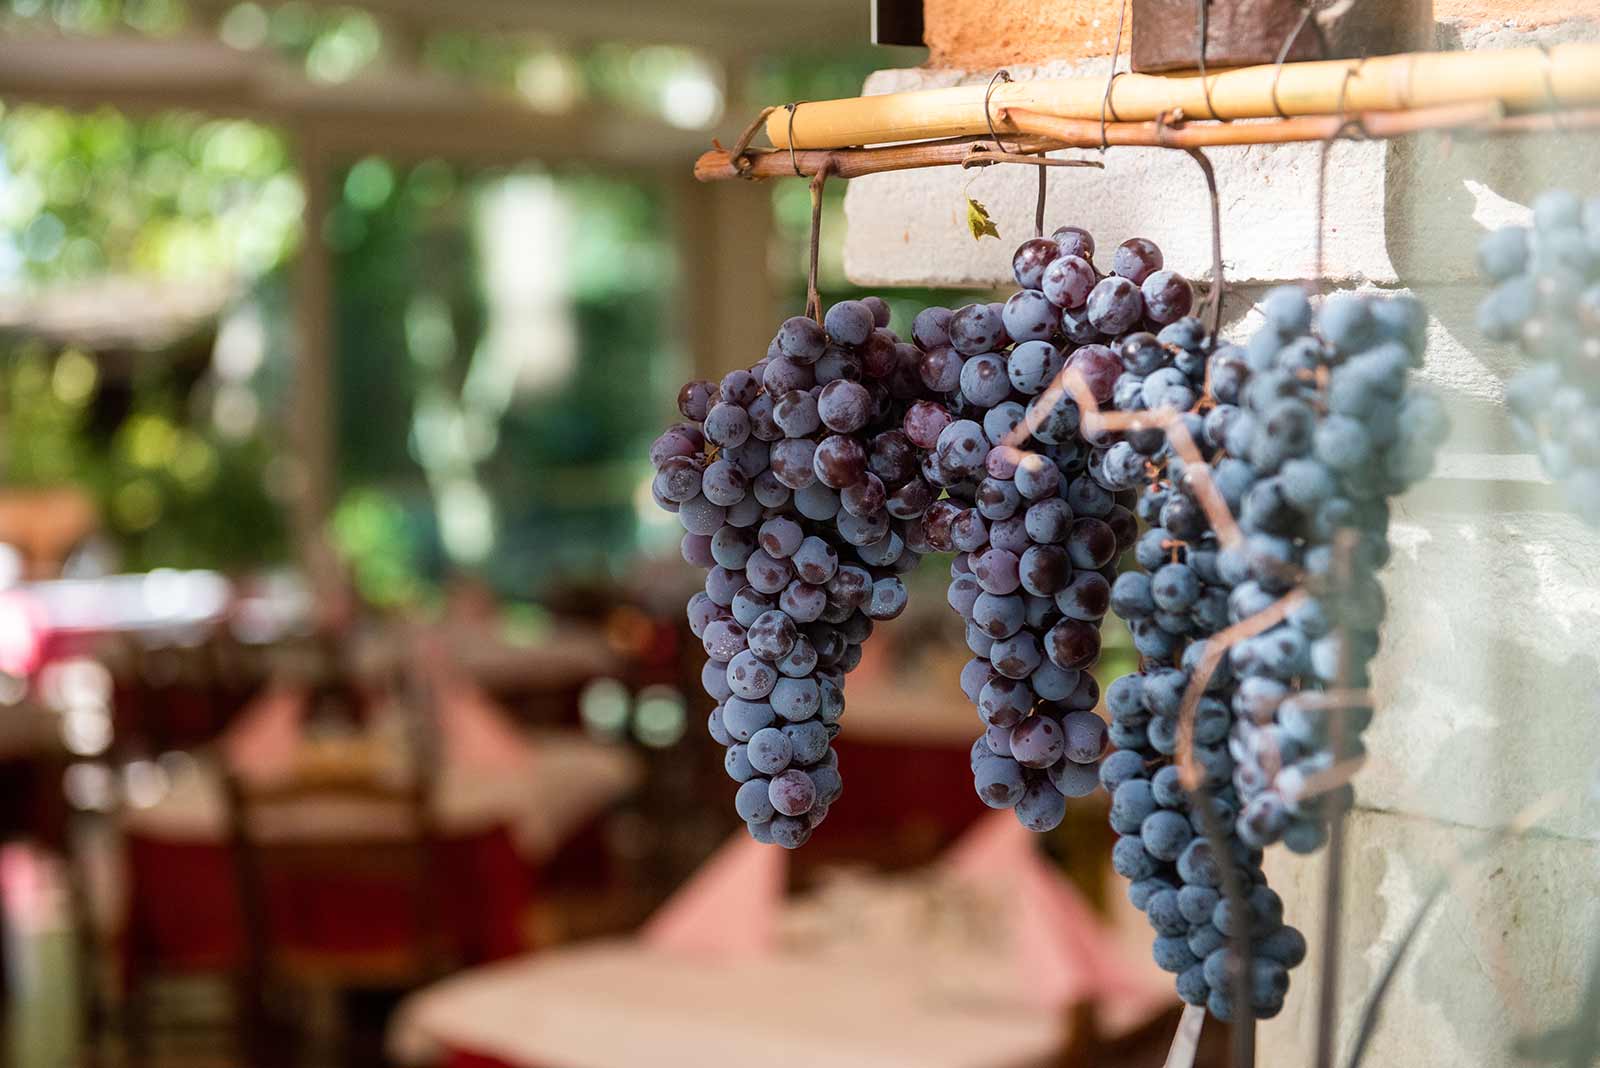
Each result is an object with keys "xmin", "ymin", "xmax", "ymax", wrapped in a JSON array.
[{"xmin": 223, "ymin": 673, "xmax": 449, "ymax": 1066}]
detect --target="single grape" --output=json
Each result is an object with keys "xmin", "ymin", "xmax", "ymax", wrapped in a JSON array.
[{"xmin": 1112, "ymin": 237, "xmax": 1163, "ymax": 284}]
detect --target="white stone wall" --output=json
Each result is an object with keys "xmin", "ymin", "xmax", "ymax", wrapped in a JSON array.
[{"xmin": 845, "ymin": 22, "xmax": 1600, "ymax": 1066}]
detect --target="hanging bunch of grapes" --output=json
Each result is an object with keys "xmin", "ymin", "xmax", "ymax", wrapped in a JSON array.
[{"xmin": 652, "ymin": 207, "xmax": 1446, "ymax": 1023}]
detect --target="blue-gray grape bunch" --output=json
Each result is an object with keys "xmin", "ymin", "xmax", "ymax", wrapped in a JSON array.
[
  {"xmin": 1104, "ymin": 284, "xmax": 1447, "ymax": 1019},
  {"xmin": 654, "ymin": 295, "xmax": 927, "ymax": 849},
  {"xmin": 1476, "ymin": 189, "xmax": 1600, "ymax": 524},
  {"xmin": 1222, "ymin": 287, "xmax": 1446, "ymax": 851},
  {"xmin": 936, "ymin": 226, "xmax": 1196, "ymax": 832},
  {"xmin": 1100, "ymin": 314, "xmax": 1306, "ymax": 1022}
]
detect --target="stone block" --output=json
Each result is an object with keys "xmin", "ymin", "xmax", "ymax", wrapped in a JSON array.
[{"xmin": 1260, "ymin": 808, "xmax": 1600, "ymax": 1067}]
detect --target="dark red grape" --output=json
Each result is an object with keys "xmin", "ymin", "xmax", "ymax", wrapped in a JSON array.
[
  {"xmin": 720, "ymin": 369, "xmax": 760, "ymax": 407},
  {"xmin": 1086, "ymin": 276, "xmax": 1144, "ymax": 335},
  {"xmin": 1051, "ymin": 225, "xmax": 1095, "ymax": 261},
  {"xmin": 867, "ymin": 429, "xmax": 919, "ymax": 485},
  {"xmin": 823, "ymin": 300, "xmax": 874, "ymax": 346},
  {"xmin": 886, "ymin": 478, "xmax": 933, "ymax": 519},
  {"xmin": 817, "ymin": 379, "xmax": 871, "ymax": 434},
  {"xmin": 918, "ymin": 345, "xmax": 962, "ymax": 393},
  {"xmin": 860, "ymin": 329, "xmax": 900, "ymax": 378},
  {"xmin": 949, "ymin": 303, "xmax": 1004, "ymax": 355},
  {"xmin": 773, "ymin": 390, "xmax": 820, "ymax": 437},
  {"xmin": 1013, "ymin": 237, "xmax": 1062, "ymax": 290},
  {"xmin": 1067, "ymin": 516, "xmax": 1117, "ymax": 569},
  {"xmin": 746, "ymin": 393, "xmax": 781, "ymax": 441},
  {"xmin": 1066, "ymin": 344, "xmax": 1122, "ymax": 404},
  {"xmin": 913, "ymin": 307, "xmax": 953, "ymax": 350},
  {"xmin": 812, "ymin": 434, "xmax": 868, "ymax": 488},
  {"xmin": 777, "ymin": 316, "xmax": 826, "ymax": 363},
  {"xmin": 840, "ymin": 472, "xmax": 886, "ymax": 517},
  {"xmin": 815, "ymin": 345, "xmax": 862, "ymax": 384},
  {"xmin": 1044, "ymin": 618, "xmax": 1101, "ymax": 670},
  {"xmin": 763, "ymin": 356, "xmax": 814, "ymax": 395},
  {"xmin": 1041, "ymin": 253, "xmax": 1096, "ymax": 309},
  {"xmin": 677, "ymin": 379, "xmax": 718, "ymax": 421},
  {"xmin": 1019, "ymin": 544, "xmax": 1071, "ymax": 595},
  {"xmin": 903, "ymin": 399, "xmax": 953, "ymax": 449},
  {"xmin": 1142, "ymin": 270, "xmax": 1193, "ymax": 324},
  {"xmin": 862, "ymin": 295, "xmax": 892, "ymax": 327},
  {"xmin": 1112, "ymin": 237, "xmax": 1163, "ymax": 284},
  {"xmin": 768, "ymin": 438, "xmax": 817, "ymax": 489}
]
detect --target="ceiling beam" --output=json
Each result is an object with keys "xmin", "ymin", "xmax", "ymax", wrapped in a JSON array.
[
  {"xmin": 0, "ymin": 34, "xmax": 711, "ymax": 168},
  {"xmin": 269, "ymin": 0, "xmax": 871, "ymax": 53}
]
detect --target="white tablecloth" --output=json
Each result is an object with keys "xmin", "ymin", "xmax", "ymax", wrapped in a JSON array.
[
  {"xmin": 119, "ymin": 729, "xmax": 643, "ymax": 862},
  {"xmin": 387, "ymin": 939, "xmax": 1066, "ymax": 1068}
]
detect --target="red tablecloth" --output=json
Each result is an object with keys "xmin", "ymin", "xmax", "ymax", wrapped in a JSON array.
[
  {"xmin": 446, "ymin": 1052, "xmax": 519, "ymax": 1068},
  {"xmin": 123, "ymin": 824, "xmax": 531, "ymax": 982}
]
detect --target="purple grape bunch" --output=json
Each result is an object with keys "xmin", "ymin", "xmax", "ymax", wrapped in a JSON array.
[
  {"xmin": 653, "ymin": 295, "xmax": 931, "ymax": 849},
  {"xmin": 652, "ymin": 218, "xmax": 1447, "ymax": 1023},
  {"xmin": 925, "ymin": 225, "xmax": 1199, "ymax": 833}
]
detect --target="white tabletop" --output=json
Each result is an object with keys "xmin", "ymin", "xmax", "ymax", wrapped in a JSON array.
[
  {"xmin": 388, "ymin": 939, "xmax": 1067, "ymax": 1068},
  {"xmin": 119, "ymin": 728, "xmax": 643, "ymax": 862}
]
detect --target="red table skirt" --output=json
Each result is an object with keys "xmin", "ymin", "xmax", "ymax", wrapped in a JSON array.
[
  {"xmin": 446, "ymin": 1051, "xmax": 522, "ymax": 1068},
  {"xmin": 123, "ymin": 825, "xmax": 531, "ymax": 981}
]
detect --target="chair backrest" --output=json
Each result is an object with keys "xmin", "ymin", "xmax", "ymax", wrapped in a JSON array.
[{"xmin": 222, "ymin": 660, "xmax": 449, "ymax": 989}]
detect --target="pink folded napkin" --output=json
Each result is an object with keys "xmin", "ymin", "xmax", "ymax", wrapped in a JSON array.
[
  {"xmin": 219, "ymin": 686, "xmax": 306, "ymax": 781},
  {"xmin": 641, "ymin": 831, "xmax": 786, "ymax": 956},
  {"xmin": 943, "ymin": 811, "xmax": 1175, "ymax": 1012},
  {"xmin": 436, "ymin": 679, "xmax": 535, "ymax": 774}
]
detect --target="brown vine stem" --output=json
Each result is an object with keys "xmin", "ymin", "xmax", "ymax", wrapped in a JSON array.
[
  {"xmin": 804, "ymin": 158, "xmax": 834, "ymax": 323},
  {"xmin": 1316, "ymin": 527, "xmax": 1360, "ymax": 1068},
  {"xmin": 695, "ymin": 105, "xmax": 1600, "ymax": 182},
  {"xmin": 1173, "ymin": 589, "xmax": 1308, "ymax": 792}
]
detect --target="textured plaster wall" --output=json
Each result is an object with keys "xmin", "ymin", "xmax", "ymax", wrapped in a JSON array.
[{"xmin": 849, "ymin": 14, "xmax": 1600, "ymax": 1065}]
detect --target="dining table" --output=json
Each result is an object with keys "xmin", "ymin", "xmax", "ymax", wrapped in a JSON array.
[
  {"xmin": 116, "ymin": 727, "xmax": 643, "ymax": 976},
  {"xmin": 388, "ymin": 938, "xmax": 1068, "ymax": 1068},
  {"xmin": 387, "ymin": 817, "xmax": 1178, "ymax": 1068}
]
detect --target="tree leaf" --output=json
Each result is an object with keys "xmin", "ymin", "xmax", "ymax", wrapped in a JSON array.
[{"xmin": 965, "ymin": 195, "xmax": 1001, "ymax": 242}]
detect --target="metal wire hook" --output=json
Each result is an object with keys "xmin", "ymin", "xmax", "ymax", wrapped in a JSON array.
[
  {"xmin": 1194, "ymin": 0, "xmax": 1219, "ymax": 119},
  {"xmin": 1100, "ymin": 0, "xmax": 1129, "ymax": 152},
  {"xmin": 1535, "ymin": 42, "xmax": 1570, "ymax": 131},
  {"xmin": 785, "ymin": 102, "xmax": 808, "ymax": 177},
  {"xmin": 1269, "ymin": 4, "xmax": 1319, "ymax": 119},
  {"xmin": 983, "ymin": 69, "xmax": 1012, "ymax": 151}
]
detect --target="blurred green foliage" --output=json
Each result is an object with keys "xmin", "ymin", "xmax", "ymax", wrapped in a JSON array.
[
  {"xmin": 0, "ymin": 106, "xmax": 300, "ymax": 282},
  {"xmin": 0, "ymin": 104, "xmax": 296, "ymax": 570},
  {"xmin": 0, "ymin": 12, "xmax": 958, "ymax": 600},
  {"xmin": 327, "ymin": 158, "xmax": 678, "ymax": 604}
]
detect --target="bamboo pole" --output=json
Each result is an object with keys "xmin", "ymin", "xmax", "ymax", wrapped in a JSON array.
[
  {"xmin": 764, "ymin": 43, "xmax": 1600, "ymax": 149},
  {"xmin": 1003, "ymin": 101, "xmax": 1509, "ymax": 148},
  {"xmin": 695, "ymin": 133, "xmax": 1066, "ymax": 180},
  {"xmin": 696, "ymin": 105, "xmax": 1600, "ymax": 182}
]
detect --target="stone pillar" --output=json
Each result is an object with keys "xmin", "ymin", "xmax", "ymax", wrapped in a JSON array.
[{"xmin": 843, "ymin": 15, "xmax": 1600, "ymax": 1065}]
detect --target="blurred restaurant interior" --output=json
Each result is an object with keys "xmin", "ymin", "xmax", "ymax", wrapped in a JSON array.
[{"xmin": 0, "ymin": 1, "xmax": 1207, "ymax": 1066}]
